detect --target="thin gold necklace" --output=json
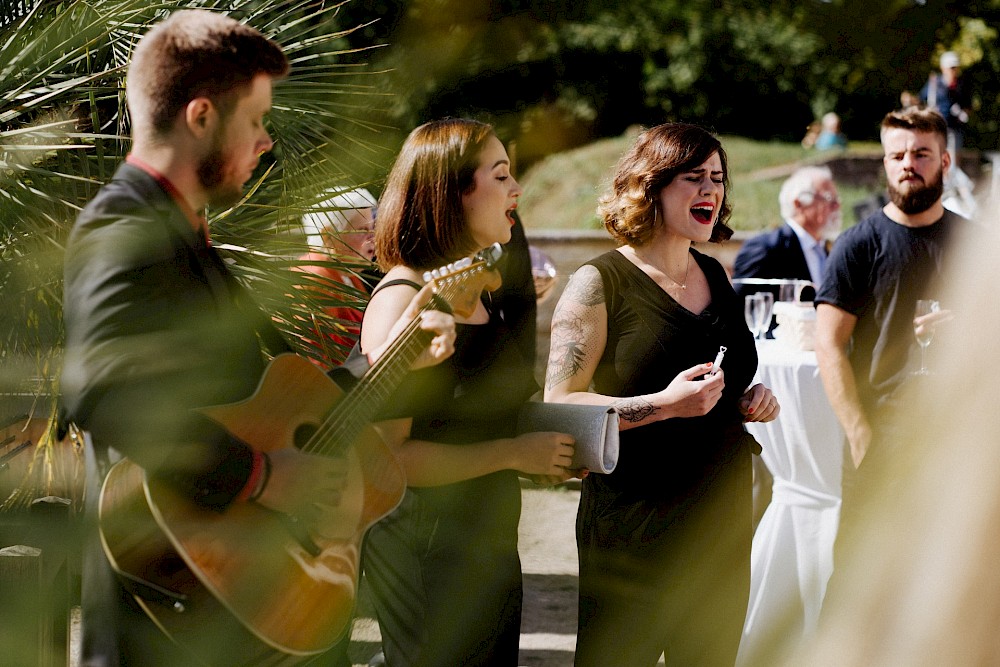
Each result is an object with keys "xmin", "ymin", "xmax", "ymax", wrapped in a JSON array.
[{"xmin": 662, "ymin": 253, "xmax": 691, "ymax": 290}]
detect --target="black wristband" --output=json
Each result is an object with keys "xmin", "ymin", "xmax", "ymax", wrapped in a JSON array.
[{"xmin": 248, "ymin": 451, "xmax": 272, "ymax": 502}]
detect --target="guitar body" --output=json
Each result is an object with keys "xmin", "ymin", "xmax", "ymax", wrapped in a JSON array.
[{"xmin": 99, "ymin": 354, "xmax": 405, "ymax": 665}]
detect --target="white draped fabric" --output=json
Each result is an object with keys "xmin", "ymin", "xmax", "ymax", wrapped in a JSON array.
[{"xmin": 737, "ymin": 340, "xmax": 844, "ymax": 665}]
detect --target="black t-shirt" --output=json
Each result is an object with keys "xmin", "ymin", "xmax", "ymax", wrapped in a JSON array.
[{"xmin": 815, "ymin": 208, "xmax": 959, "ymax": 416}]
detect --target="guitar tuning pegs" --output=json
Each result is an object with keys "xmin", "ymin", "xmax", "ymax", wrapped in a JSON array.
[{"xmin": 422, "ymin": 271, "xmax": 433, "ymax": 282}]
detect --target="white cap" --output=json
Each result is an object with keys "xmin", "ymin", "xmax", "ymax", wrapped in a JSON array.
[
  {"xmin": 940, "ymin": 51, "xmax": 960, "ymax": 69},
  {"xmin": 302, "ymin": 187, "xmax": 376, "ymax": 247}
]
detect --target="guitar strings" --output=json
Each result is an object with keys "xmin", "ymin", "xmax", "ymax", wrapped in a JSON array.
[
  {"xmin": 300, "ymin": 271, "xmax": 478, "ymax": 457},
  {"xmin": 300, "ymin": 314, "xmax": 425, "ymax": 456}
]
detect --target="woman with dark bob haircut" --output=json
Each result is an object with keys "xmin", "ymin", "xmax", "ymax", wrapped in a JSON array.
[
  {"xmin": 360, "ymin": 118, "xmax": 580, "ymax": 666},
  {"xmin": 544, "ymin": 123, "xmax": 779, "ymax": 666}
]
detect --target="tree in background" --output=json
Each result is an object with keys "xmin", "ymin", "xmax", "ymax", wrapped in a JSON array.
[{"xmin": 334, "ymin": 0, "xmax": 1000, "ymax": 170}]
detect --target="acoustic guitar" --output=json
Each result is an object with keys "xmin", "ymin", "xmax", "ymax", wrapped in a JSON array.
[{"xmin": 98, "ymin": 245, "xmax": 503, "ymax": 666}]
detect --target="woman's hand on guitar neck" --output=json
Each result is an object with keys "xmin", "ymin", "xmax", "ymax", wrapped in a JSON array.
[{"xmin": 366, "ymin": 283, "xmax": 457, "ymax": 370}]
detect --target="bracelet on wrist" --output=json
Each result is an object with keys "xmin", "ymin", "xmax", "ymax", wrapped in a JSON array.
[{"xmin": 248, "ymin": 451, "xmax": 272, "ymax": 503}]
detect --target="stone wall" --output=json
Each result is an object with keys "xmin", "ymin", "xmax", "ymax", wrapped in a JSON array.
[{"xmin": 820, "ymin": 150, "xmax": 982, "ymax": 187}]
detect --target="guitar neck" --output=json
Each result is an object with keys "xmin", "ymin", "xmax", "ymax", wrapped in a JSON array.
[
  {"xmin": 336, "ymin": 322, "xmax": 433, "ymax": 444},
  {"xmin": 303, "ymin": 283, "xmax": 466, "ymax": 458}
]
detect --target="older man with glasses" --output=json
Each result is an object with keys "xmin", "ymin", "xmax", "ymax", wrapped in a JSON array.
[{"xmin": 733, "ymin": 165, "xmax": 841, "ymax": 302}]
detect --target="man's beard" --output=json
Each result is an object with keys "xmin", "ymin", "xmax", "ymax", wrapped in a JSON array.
[
  {"xmin": 888, "ymin": 168, "xmax": 944, "ymax": 214},
  {"xmin": 197, "ymin": 134, "xmax": 242, "ymax": 208}
]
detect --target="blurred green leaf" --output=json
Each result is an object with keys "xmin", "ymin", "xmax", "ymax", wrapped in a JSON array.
[{"xmin": 0, "ymin": 0, "xmax": 390, "ymax": 407}]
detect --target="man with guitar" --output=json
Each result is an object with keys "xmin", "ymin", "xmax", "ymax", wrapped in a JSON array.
[{"xmin": 60, "ymin": 10, "xmax": 455, "ymax": 666}]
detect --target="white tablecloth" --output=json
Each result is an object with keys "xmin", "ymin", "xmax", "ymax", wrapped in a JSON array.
[{"xmin": 737, "ymin": 340, "xmax": 844, "ymax": 664}]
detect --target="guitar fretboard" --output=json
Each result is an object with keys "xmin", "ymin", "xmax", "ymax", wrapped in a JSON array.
[{"xmin": 303, "ymin": 267, "xmax": 490, "ymax": 457}]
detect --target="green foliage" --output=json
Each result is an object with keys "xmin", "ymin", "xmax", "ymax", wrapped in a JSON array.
[
  {"xmin": 331, "ymin": 0, "xmax": 1000, "ymax": 169},
  {"xmin": 4, "ymin": 0, "xmax": 999, "ymax": 400},
  {"xmin": 0, "ymin": 0, "xmax": 392, "ymax": 404}
]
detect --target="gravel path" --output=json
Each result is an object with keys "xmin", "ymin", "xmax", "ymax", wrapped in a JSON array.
[{"xmin": 517, "ymin": 485, "xmax": 581, "ymax": 667}]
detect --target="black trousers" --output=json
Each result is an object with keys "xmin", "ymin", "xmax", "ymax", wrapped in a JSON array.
[
  {"xmin": 80, "ymin": 440, "xmax": 191, "ymax": 667},
  {"xmin": 362, "ymin": 491, "xmax": 523, "ymax": 667},
  {"xmin": 574, "ymin": 455, "xmax": 752, "ymax": 667}
]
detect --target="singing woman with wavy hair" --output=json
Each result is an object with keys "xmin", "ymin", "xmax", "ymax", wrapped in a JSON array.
[{"xmin": 545, "ymin": 123, "xmax": 779, "ymax": 666}]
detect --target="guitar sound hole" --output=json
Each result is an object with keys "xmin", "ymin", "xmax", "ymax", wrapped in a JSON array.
[
  {"xmin": 155, "ymin": 552, "xmax": 188, "ymax": 579},
  {"xmin": 293, "ymin": 423, "xmax": 318, "ymax": 449}
]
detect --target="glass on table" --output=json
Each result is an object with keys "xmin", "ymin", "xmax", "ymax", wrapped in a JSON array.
[
  {"xmin": 745, "ymin": 292, "xmax": 775, "ymax": 340},
  {"xmin": 745, "ymin": 294, "xmax": 763, "ymax": 339},
  {"xmin": 756, "ymin": 292, "xmax": 774, "ymax": 338}
]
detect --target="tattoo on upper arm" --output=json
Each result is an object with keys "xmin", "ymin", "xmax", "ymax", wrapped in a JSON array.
[
  {"xmin": 562, "ymin": 268, "xmax": 604, "ymax": 307},
  {"xmin": 546, "ymin": 310, "xmax": 587, "ymax": 389},
  {"xmin": 545, "ymin": 268, "xmax": 605, "ymax": 390},
  {"xmin": 613, "ymin": 397, "xmax": 657, "ymax": 423}
]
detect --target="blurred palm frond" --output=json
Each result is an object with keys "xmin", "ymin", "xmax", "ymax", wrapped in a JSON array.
[{"xmin": 0, "ymin": 0, "xmax": 392, "ymax": 508}]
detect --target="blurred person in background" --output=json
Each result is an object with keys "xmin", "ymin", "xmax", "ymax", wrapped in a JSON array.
[
  {"xmin": 733, "ymin": 165, "xmax": 841, "ymax": 302},
  {"xmin": 920, "ymin": 50, "xmax": 971, "ymax": 163},
  {"xmin": 492, "ymin": 209, "xmax": 540, "ymax": 380},
  {"xmin": 814, "ymin": 112, "xmax": 848, "ymax": 151},
  {"xmin": 297, "ymin": 186, "xmax": 378, "ymax": 368}
]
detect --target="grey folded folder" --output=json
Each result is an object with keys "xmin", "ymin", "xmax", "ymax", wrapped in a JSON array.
[{"xmin": 516, "ymin": 402, "xmax": 620, "ymax": 474}]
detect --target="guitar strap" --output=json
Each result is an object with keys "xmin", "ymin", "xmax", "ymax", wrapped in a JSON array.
[
  {"xmin": 370, "ymin": 278, "xmax": 454, "ymax": 314},
  {"xmin": 339, "ymin": 278, "xmax": 426, "ymax": 388},
  {"xmin": 339, "ymin": 275, "xmax": 457, "ymax": 388},
  {"xmin": 369, "ymin": 277, "xmax": 422, "ymax": 298}
]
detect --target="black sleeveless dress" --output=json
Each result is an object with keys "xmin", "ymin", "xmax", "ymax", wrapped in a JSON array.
[
  {"xmin": 574, "ymin": 248, "xmax": 758, "ymax": 667},
  {"xmin": 362, "ymin": 284, "xmax": 538, "ymax": 667}
]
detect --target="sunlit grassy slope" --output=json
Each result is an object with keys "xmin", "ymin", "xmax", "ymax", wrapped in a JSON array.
[{"xmin": 517, "ymin": 129, "xmax": 885, "ymax": 233}]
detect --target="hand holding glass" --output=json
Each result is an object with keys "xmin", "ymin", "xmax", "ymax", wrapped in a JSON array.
[{"xmin": 913, "ymin": 299, "xmax": 939, "ymax": 375}]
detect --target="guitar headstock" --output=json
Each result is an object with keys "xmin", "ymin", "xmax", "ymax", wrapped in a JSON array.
[{"xmin": 422, "ymin": 244, "xmax": 504, "ymax": 318}]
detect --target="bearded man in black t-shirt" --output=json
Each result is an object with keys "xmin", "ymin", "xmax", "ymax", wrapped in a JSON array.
[{"xmin": 814, "ymin": 107, "xmax": 961, "ymax": 592}]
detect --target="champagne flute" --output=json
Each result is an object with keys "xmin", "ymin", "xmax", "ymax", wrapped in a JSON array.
[
  {"xmin": 745, "ymin": 295, "xmax": 762, "ymax": 340},
  {"xmin": 913, "ymin": 299, "xmax": 939, "ymax": 375},
  {"xmin": 755, "ymin": 292, "xmax": 774, "ymax": 340}
]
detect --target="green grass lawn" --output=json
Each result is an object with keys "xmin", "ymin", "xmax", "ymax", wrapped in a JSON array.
[{"xmin": 517, "ymin": 129, "xmax": 885, "ymax": 233}]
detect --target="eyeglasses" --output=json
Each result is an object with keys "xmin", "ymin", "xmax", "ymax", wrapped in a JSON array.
[{"xmin": 802, "ymin": 191, "xmax": 839, "ymax": 205}]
